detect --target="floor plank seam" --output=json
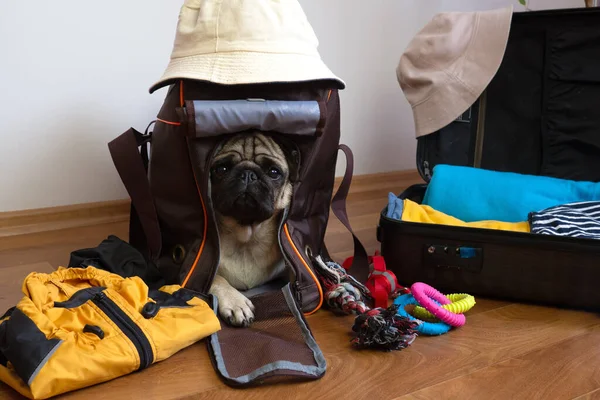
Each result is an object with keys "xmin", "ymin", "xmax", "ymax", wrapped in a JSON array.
[
  {"xmin": 469, "ymin": 302, "xmax": 513, "ymax": 315},
  {"xmin": 573, "ymin": 387, "xmax": 600, "ymax": 400}
]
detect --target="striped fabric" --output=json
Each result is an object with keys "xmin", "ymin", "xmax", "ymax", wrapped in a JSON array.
[{"xmin": 529, "ymin": 201, "xmax": 600, "ymax": 239}]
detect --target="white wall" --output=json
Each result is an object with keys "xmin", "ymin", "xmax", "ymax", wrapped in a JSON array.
[{"xmin": 0, "ymin": 0, "xmax": 584, "ymax": 212}]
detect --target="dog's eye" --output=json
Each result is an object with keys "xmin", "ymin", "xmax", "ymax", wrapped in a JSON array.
[
  {"xmin": 267, "ymin": 167, "xmax": 281, "ymax": 179},
  {"xmin": 214, "ymin": 165, "xmax": 228, "ymax": 176}
]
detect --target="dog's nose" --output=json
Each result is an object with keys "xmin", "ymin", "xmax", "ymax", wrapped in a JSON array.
[{"xmin": 239, "ymin": 170, "xmax": 258, "ymax": 184}]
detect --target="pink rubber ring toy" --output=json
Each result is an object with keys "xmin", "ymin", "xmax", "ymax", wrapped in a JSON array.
[{"xmin": 410, "ymin": 282, "xmax": 466, "ymax": 327}]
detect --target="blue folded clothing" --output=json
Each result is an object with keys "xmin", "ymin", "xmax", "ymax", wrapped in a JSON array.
[
  {"xmin": 422, "ymin": 164, "xmax": 600, "ymax": 223},
  {"xmin": 386, "ymin": 192, "xmax": 404, "ymax": 220}
]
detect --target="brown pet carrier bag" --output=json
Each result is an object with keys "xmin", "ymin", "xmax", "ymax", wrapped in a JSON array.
[{"xmin": 107, "ymin": 79, "xmax": 371, "ymax": 387}]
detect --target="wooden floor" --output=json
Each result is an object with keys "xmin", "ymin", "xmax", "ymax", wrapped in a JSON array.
[{"xmin": 1, "ymin": 170, "xmax": 600, "ymax": 400}]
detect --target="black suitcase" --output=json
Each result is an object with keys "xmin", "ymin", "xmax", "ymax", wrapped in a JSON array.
[{"xmin": 377, "ymin": 6, "xmax": 600, "ymax": 311}]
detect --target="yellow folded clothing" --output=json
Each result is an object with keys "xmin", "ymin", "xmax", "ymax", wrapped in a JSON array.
[
  {"xmin": 0, "ymin": 266, "xmax": 221, "ymax": 399},
  {"xmin": 401, "ymin": 199, "xmax": 530, "ymax": 232}
]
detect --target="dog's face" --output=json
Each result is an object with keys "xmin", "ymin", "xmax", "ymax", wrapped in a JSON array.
[{"xmin": 209, "ymin": 132, "xmax": 297, "ymax": 226}]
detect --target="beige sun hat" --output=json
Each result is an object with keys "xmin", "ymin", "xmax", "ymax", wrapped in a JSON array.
[
  {"xmin": 149, "ymin": 0, "xmax": 345, "ymax": 93},
  {"xmin": 397, "ymin": 6, "xmax": 513, "ymax": 138}
]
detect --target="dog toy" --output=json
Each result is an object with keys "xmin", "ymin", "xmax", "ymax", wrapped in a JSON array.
[
  {"xmin": 412, "ymin": 293, "xmax": 476, "ymax": 320},
  {"xmin": 342, "ymin": 250, "xmax": 409, "ymax": 308},
  {"xmin": 393, "ymin": 294, "xmax": 451, "ymax": 336},
  {"xmin": 410, "ymin": 282, "xmax": 467, "ymax": 327},
  {"xmin": 313, "ymin": 255, "xmax": 418, "ymax": 351},
  {"xmin": 313, "ymin": 255, "xmax": 371, "ymax": 315},
  {"xmin": 350, "ymin": 303, "xmax": 418, "ymax": 351}
]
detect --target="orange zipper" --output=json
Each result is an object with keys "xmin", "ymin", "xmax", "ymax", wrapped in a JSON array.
[
  {"xmin": 283, "ymin": 224, "xmax": 323, "ymax": 315},
  {"xmin": 156, "ymin": 118, "xmax": 181, "ymax": 126},
  {"xmin": 181, "ymin": 164, "xmax": 208, "ymax": 288},
  {"xmin": 179, "ymin": 80, "xmax": 185, "ymax": 107}
]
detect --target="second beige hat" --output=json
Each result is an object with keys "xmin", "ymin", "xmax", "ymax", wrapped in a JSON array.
[{"xmin": 397, "ymin": 6, "xmax": 513, "ymax": 138}]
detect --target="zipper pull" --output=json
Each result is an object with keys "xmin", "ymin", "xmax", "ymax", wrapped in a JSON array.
[
  {"xmin": 294, "ymin": 281, "xmax": 303, "ymax": 305},
  {"xmin": 423, "ymin": 161, "xmax": 431, "ymax": 180}
]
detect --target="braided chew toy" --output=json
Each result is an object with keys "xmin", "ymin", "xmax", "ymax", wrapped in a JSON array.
[
  {"xmin": 410, "ymin": 282, "xmax": 469, "ymax": 327},
  {"xmin": 313, "ymin": 256, "xmax": 371, "ymax": 315},
  {"xmin": 412, "ymin": 293, "xmax": 476, "ymax": 321}
]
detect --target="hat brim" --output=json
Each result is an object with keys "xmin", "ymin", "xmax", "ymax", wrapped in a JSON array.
[
  {"xmin": 411, "ymin": 6, "xmax": 513, "ymax": 138},
  {"xmin": 149, "ymin": 51, "xmax": 346, "ymax": 93}
]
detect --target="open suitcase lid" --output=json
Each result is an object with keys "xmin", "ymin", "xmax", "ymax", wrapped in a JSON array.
[{"xmin": 416, "ymin": 6, "xmax": 600, "ymax": 184}]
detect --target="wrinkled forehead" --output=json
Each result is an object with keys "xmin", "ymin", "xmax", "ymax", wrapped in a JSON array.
[{"xmin": 213, "ymin": 133, "xmax": 288, "ymax": 169}]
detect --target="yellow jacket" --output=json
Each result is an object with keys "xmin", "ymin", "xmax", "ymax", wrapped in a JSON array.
[{"xmin": 0, "ymin": 266, "xmax": 220, "ymax": 399}]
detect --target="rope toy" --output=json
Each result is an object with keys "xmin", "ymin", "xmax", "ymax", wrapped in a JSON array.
[
  {"xmin": 342, "ymin": 250, "xmax": 410, "ymax": 308},
  {"xmin": 313, "ymin": 256, "xmax": 371, "ymax": 315},
  {"xmin": 410, "ymin": 282, "xmax": 467, "ymax": 327},
  {"xmin": 313, "ymin": 255, "xmax": 418, "ymax": 351},
  {"xmin": 325, "ymin": 282, "xmax": 369, "ymax": 314},
  {"xmin": 351, "ymin": 303, "xmax": 418, "ymax": 351},
  {"xmin": 393, "ymin": 294, "xmax": 451, "ymax": 336},
  {"xmin": 412, "ymin": 293, "xmax": 476, "ymax": 321}
]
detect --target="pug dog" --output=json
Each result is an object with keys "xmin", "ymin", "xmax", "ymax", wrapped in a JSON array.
[{"xmin": 208, "ymin": 132, "xmax": 298, "ymax": 327}]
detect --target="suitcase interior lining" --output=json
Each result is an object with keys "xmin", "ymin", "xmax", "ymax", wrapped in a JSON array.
[{"xmin": 416, "ymin": 8, "xmax": 600, "ymax": 184}]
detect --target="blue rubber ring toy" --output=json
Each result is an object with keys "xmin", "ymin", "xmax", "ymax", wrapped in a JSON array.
[{"xmin": 394, "ymin": 294, "xmax": 452, "ymax": 336}]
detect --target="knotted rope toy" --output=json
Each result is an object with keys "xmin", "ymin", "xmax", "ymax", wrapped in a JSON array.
[
  {"xmin": 313, "ymin": 256, "xmax": 371, "ymax": 315},
  {"xmin": 351, "ymin": 303, "xmax": 418, "ymax": 351},
  {"xmin": 313, "ymin": 255, "xmax": 418, "ymax": 351}
]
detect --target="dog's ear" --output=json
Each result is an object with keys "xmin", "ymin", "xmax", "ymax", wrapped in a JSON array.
[{"xmin": 273, "ymin": 136, "xmax": 301, "ymax": 182}]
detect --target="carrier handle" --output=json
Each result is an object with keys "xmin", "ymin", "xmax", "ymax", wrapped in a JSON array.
[
  {"xmin": 331, "ymin": 144, "xmax": 370, "ymax": 284},
  {"xmin": 108, "ymin": 127, "xmax": 162, "ymax": 260}
]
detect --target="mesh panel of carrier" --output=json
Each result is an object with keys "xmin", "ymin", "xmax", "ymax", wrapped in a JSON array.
[{"xmin": 207, "ymin": 284, "xmax": 326, "ymax": 387}]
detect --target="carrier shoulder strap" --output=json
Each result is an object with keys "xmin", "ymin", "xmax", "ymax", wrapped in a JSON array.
[
  {"xmin": 108, "ymin": 127, "xmax": 161, "ymax": 259},
  {"xmin": 330, "ymin": 144, "xmax": 370, "ymax": 284}
]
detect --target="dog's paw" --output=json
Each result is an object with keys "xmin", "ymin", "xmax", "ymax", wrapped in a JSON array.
[{"xmin": 218, "ymin": 291, "xmax": 255, "ymax": 327}]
